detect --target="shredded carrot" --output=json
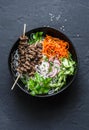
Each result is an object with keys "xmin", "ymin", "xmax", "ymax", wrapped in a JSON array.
[{"xmin": 42, "ymin": 35, "xmax": 69, "ymax": 59}]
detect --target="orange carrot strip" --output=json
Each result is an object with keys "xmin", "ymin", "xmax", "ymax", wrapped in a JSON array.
[{"xmin": 42, "ymin": 35, "xmax": 69, "ymax": 59}]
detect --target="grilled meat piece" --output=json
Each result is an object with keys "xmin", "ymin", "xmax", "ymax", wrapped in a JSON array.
[
  {"xmin": 36, "ymin": 42, "xmax": 42, "ymax": 49},
  {"xmin": 16, "ymin": 39, "xmax": 43, "ymax": 76},
  {"xmin": 20, "ymin": 36, "xmax": 28, "ymax": 41}
]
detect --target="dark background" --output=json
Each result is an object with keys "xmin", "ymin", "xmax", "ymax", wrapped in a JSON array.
[{"xmin": 0, "ymin": 0, "xmax": 89, "ymax": 130}]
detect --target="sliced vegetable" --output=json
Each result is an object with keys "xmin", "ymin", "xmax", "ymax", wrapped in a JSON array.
[
  {"xmin": 27, "ymin": 72, "xmax": 52, "ymax": 95},
  {"xmin": 29, "ymin": 32, "xmax": 43, "ymax": 44},
  {"xmin": 42, "ymin": 35, "xmax": 69, "ymax": 59}
]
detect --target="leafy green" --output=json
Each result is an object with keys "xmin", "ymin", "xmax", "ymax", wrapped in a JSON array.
[
  {"xmin": 28, "ymin": 32, "xmax": 43, "ymax": 44},
  {"xmin": 27, "ymin": 72, "xmax": 52, "ymax": 95},
  {"xmin": 21, "ymin": 54, "xmax": 76, "ymax": 96},
  {"xmin": 20, "ymin": 75, "xmax": 28, "ymax": 85},
  {"xmin": 49, "ymin": 57, "xmax": 76, "ymax": 91}
]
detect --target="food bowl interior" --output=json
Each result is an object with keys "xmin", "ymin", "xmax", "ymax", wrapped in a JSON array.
[{"xmin": 8, "ymin": 27, "xmax": 78, "ymax": 97}]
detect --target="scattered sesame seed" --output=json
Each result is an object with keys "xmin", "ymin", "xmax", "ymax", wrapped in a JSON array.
[
  {"xmin": 77, "ymin": 34, "xmax": 80, "ymax": 37},
  {"xmin": 56, "ymin": 14, "xmax": 61, "ymax": 21},
  {"xmin": 63, "ymin": 28, "xmax": 65, "ymax": 31},
  {"xmin": 62, "ymin": 25, "xmax": 64, "ymax": 28},
  {"xmin": 64, "ymin": 19, "xmax": 67, "ymax": 22},
  {"xmin": 51, "ymin": 18, "xmax": 53, "ymax": 21},
  {"xmin": 60, "ymin": 27, "xmax": 62, "ymax": 30},
  {"xmin": 49, "ymin": 13, "xmax": 55, "ymax": 22},
  {"xmin": 49, "ymin": 13, "xmax": 53, "ymax": 16}
]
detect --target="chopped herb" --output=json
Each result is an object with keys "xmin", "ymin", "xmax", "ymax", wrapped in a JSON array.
[{"xmin": 28, "ymin": 32, "xmax": 43, "ymax": 44}]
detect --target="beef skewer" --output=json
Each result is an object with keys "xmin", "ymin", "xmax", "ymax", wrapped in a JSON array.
[
  {"xmin": 16, "ymin": 38, "xmax": 42, "ymax": 76},
  {"xmin": 11, "ymin": 24, "xmax": 43, "ymax": 90},
  {"xmin": 11, "ymin": 24, "xmax": 27, "ymax": 90}
]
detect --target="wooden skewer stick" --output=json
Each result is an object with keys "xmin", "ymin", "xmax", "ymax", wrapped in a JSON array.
[
  {"xmin": 11, "ymin": 24, "xmax": 27, "ymax": 90},
  {"xmin": 23, "ymin": 23, "xmax": 26, "ymax": 37},
  {"xmin": 11, "ymin": 74, "xmax": 21, "ymax": 90}
]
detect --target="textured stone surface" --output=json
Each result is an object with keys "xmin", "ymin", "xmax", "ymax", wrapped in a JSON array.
[{"xmin": 0, "ymin": 0, "xmax": 89, "ymax": 130}]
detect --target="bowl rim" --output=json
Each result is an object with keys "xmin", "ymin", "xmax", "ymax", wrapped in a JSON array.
[{"xmin": 8, "ymin": 26, "xmax": 79, "ymax": 98}]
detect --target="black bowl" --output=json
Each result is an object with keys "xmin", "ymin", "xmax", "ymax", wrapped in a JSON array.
[{"xmin": 8, "ymin": 27, "xmax": 78, "ymax": 97}]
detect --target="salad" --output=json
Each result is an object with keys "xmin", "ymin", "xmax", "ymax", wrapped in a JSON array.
[{"xmin": 14, "ymin": 32, "xmax": 76, "ymax": 96}]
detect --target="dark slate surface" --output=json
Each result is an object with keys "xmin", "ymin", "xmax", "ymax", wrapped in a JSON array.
[{"xmin": 0, "ymin": 0, "xmax": 89, "ymax": 130}]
